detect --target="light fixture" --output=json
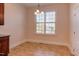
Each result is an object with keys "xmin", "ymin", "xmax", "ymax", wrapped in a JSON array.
[{"xmin": 34, "ymin": 3, "xmax": 43, "ymax": 15}]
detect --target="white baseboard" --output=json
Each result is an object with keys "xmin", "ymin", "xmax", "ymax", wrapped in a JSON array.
[
  {"xmin": 65, "ymin": 45, "xmax": 75, "ymax": 55},
  {"xmin": 25, "ymin": 39, "xmax": 68, "ymax": 46},
  {"xmin": 68, "ymin": 46, "xmax": 79, "ymax": 56},
  {"xmin": 10, "ymin": 39, "xmax": 27, "ymax": 49},
  {"xmin": 10, "ymin": 39, "xmax": 69, "ymax": 49}
]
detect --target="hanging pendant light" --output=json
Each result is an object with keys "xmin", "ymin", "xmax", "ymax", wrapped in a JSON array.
[{"xmin": 34, "ymin": 3, "xmax": 43, "ymax": 15}]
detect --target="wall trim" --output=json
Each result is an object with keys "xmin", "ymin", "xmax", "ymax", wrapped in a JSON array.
[
  {"xmin": 68, "ymin": 45, "xmax": 79, "ymax": 56},
  {"xmin": 25, "ymin": 39, "xmax": 68, "ymax": 46},
  {"xmin": 65, "ymin": 45, "xmax": 75, "ymax": 56},
  {"xmin": 10, "ymin": 39, "xmax": 27, "ymax": 49}
]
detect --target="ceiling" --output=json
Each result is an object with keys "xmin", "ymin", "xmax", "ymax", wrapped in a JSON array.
[{"xmin": 22, "ymin": 3, "xmax": 51, "ymax": 7}]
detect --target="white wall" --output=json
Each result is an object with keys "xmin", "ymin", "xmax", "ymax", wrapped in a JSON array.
[
  {"xmin": 0, "ymin": 4, "xmax": 27, "ymax": 48},
  {"xmin": 70, "ymin": 4, "xmax": 79, "ymax": 55}
]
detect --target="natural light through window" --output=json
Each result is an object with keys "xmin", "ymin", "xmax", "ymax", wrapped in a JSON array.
[{"xmin": 35, "ymin": 11, "xmax": 56, "ymax": 34}]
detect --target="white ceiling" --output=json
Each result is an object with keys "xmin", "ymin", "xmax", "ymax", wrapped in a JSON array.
[{"xmin": 22, "ymin": 3, "xmax": 51, "ymax": 7}]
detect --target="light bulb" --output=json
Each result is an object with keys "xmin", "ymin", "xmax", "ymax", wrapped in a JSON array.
[
  {"xmin": 34, "ymin": 9, "xmax": 43, "ymax": 15},
  {"xmin": 34, "ymin": 12, "xmax": 37, "ymax": 15},
  {"xmin": 36, "ymin": 9, "xmax": 40, "ymax": 12},
  {"xmin": 34, "ymin": 12, "xmax": 40, "ymax": 15},
  {"xmin": 34, "ymin": 9, "xmax": 40, "ymax": 15}
]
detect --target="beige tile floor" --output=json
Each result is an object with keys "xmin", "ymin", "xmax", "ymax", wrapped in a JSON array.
[{"xmin": 9, "ymin": 42, "xmax": 72, "ymax": 56}]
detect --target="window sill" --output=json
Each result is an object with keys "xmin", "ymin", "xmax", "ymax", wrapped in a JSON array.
[{"xmin": 35, "ymin": 33, "xmax": 56, "ymax": 36}]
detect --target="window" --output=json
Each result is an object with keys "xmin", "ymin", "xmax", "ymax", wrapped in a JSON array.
[{"xmin": 35, "ymin": 11, "xmax": 56, "ymax": 34}]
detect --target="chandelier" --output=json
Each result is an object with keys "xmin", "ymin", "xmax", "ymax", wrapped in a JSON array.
[{"xmin": 34, "ymin": 3, "xmax": 43, "ymax": 15}]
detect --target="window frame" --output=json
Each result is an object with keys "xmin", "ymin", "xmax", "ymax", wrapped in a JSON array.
[{"xmin": 35, "ymin": 11, "xmax": 56, "ymax": 35}]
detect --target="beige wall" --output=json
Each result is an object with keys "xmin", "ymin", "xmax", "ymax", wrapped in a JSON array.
[
  {"xmin": 0, "ymin": 4, "xmax": 27, "ymax": 48},
  {"xmin": 70, "ymin": 4, "xmax": 79, "ymax": 55},
  {"xmin": 26, "ymin": 4, "xmax": 70, "ymax": 45}
]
